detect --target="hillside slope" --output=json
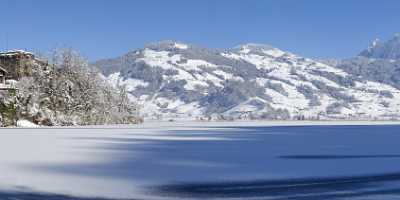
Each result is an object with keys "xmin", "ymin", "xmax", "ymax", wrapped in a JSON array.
[{"xmin": 94, "ymin": 40, "xmax": 400, "ymax": 120}]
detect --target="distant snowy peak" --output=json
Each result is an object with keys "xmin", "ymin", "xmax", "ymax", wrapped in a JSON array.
[
  {"xmin": 371, "ymin": 38, "xmax": 381, "ymax": 48},
  {"xmin": 145, "ymin": 40, "xmax": 191, "ymax": 51},
  {"xmin": 234, "ymin": 43, "xmax": 276, "ymax": 51},
  {"xmin": 360, "ymin": 33, "xmax": 400, "ymax": 60},
  {"xmin": 365, "ymin": 38, "xmax": 381, "ymax": 53},
  {"xmin": 231, "ymin": 43, "xmax": 287, "ymax": 57}
]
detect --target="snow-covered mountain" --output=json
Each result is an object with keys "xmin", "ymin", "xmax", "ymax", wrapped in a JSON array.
[
  {"xmin": 94, "ymin": 40, "xmax": 400, "ymax": 120},
  {"xmin": 333, "ymin": 34, "xmax": 400, "ymax": 92},
  {"xmin": 359, "ymin": 34, "xmax": 400, "ymax": 60}
]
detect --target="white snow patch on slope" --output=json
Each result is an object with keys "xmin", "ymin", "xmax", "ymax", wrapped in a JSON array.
[
  {"xmin": 262, "ymin": 49, "xmax": 286, "ymax": 57},
  {"xmin": 174, "ymin": 42, "xmax": 188, "ymax": 49},
  {"xmin": 106, "ymin": 72, "xmax": 149, "ymax": 91},
  {"xmin": 181, "ymin": 59, "xmax": 217, "ymax": 71},
  {"xmin": 226, "ymin": 97, "xmax": 267, "ymax": 113},
  {"xmin": 138, "ymin": 49, "xmax": 181, "ymax": 70},
  {"xmin": 213, "ymin": 70, "xmax": 243, "ymax": 81}
]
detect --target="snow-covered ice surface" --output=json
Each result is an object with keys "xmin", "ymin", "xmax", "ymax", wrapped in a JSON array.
[{"xmin": 1, "ymin": 121, "xmax": 400, "ymax": 199}]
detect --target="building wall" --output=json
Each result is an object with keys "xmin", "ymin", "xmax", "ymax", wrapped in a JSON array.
[
  {"xmin": 0, "ymin": 51, "xmax": 36, "ymax": 80},
  {"xmin": 0, "ymin": 72, "xmax": 5, "ymax": 84}
]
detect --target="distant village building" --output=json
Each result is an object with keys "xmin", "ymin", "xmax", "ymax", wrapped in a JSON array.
[
  {"xmin": 0, "ymin": 66, "xmax": 6, "ymax": 85},
  {"xmin": 0, "ymin": 66, "xmax": 15, "ymax": 90},
  {"xmin": 0, "ymin": 50, "xmax": 38, "ymax": 80},
  {"xmin": 0, "ymin": 50, "xmax": 44, "ymax": 90}
]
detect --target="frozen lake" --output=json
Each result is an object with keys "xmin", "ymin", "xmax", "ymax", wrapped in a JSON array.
[{"xmin": 1, "ymin": 122, "xmax": 400, "ymax": 199}]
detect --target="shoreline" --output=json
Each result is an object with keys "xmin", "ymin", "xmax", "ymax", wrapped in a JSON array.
[
  {"xmin": 139, "ymin": 120, "xmax": 400, "ymax": 127},
  {"xmin": 2, "ymin": 120, "xmax": 400, "ymax": 129}
]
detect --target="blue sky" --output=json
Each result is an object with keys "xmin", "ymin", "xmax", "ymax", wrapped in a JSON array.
[{"xmin": 1, "ymin": 0, "xmax": 399, "ymax": 61}]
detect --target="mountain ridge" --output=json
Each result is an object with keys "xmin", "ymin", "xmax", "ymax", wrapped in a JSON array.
[
  {"xmin": 359, "ymin": 33, "xmax": 400, "ymax": 60},
  {"xmin": 93, "ymin": 38, "xmax": 400, "ymax": 120}
]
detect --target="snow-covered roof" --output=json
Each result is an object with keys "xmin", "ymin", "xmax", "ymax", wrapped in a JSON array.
[{"xmin": 0, "ymin": 50, "xmax": 34, "ymax": 58}]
